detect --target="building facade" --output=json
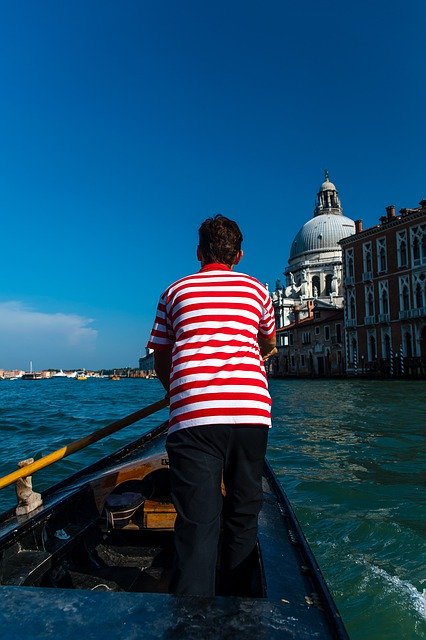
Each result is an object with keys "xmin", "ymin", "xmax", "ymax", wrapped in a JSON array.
[
  {"xmin": 340, "ymin": 200, "xmax": 426, "ymax": 376},
  {"xmin": 271, "ymin": 172, "xmax": 355, "ymax": 376}
]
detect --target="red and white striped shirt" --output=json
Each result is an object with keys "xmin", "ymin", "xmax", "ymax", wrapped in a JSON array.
[{"xmin": 147, "ymin": 263, "xmax": 275, "ymax": 434}]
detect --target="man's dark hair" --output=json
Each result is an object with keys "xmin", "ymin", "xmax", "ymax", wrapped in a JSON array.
[{"xmin": 198, "ymin": 215, "xmax": 243, "ymax": 266}]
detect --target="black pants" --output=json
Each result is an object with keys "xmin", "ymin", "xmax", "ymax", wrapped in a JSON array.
[{"xmin": 165, "ymin": 424, "xmax": 268, "ymax": 596}]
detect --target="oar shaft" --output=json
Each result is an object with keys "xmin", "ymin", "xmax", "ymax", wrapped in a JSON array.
[{"xmin": 0, "ymin": 397, "xmax": 168, "ymax": 491}]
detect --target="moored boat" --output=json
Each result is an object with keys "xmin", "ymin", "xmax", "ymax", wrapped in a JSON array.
[{"xmin": 0, "ymin": 402, "xmax": 349, "ymax": 639}]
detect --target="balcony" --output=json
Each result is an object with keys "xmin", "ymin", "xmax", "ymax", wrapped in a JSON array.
[
  {"xmin": 399, "ymin": 307, "xmax": 426, "ymax": 319},
  {"xmin": 364, "ymin": 315, "xmax": 376, "ymax": 325},
  {"xmin": 378, "ymin": 313, "xmax": 390, "ymax": 323},
  {"xmin": 362, "ymin": 271, "xmax": 373, "ymax": 282},
  {"xmin": 344, "ymin": 276, "xmax": 355, "ymax": 286},
  {"xmin": 346, "ymin": 319, "xmax": 357, "ymax": 328}
]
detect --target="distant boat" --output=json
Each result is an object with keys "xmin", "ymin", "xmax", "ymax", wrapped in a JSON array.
[
  {"xmin": 76, "ymin": 374, "xmax": 88, "ymax": 381},
  {"xmin": 52, "ymin": 370, "xmax": 67, "ymax": 378},
  {"xmin": 110, "ymin": 374, "xmax": 120, "ymax": 381},
  {"xmin": 21, "ymin": 372, "xmax": 44, "ymax": 380}
]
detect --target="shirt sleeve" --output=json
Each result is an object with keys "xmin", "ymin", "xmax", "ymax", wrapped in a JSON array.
[
  {"xmin": 147, "ymin": 291, "xmax": 175, "ymax": 351},
  {"xmin": 258, "ymin": 291, "xmax": 276, "ymax": 339}
]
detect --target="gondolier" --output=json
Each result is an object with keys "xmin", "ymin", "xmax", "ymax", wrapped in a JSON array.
[{"xmin": 147, "ymin": 214, "xmax": 277, "ymax": 596}]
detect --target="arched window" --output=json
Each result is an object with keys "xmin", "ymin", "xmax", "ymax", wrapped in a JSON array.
[
  {"xmin": 369, "ymin": 335, "xmax": 376, "ymax": 361},
  {"xmin": 405, "ymin": 332, "xmax": 413, "ymax": 358},
  {"xmin": 367, "ymin": 292, "xmax": 374, "ymax": 316},
  {"xmin": 325, "ymin": 274, "xmax": 333, "ymax": 295},
  {"xmin": 400, "ymin": 239, "xmax": 407, "ymax": 266},
  {"xmin": 382, "ymin": 289, "xmax": 389, "ymax": 314},
  {"xmin": 379, "ymin": 247, "xmax": 387, "ymax": 272},
  {"xmin": 312, "ymin": 276, "xmax": 320, "ymax": 297},
  {"xmin": 348, "ymin": 256, "xmax": 354, "ymax": 277},
  {"xmin": 415, "ymin": 283, "xmax": 423, "ymax": 308},
  {"xmin": 384, "ymin": 333, "xmax": 391, "ymax": 359},
  {"xmin": 350, "ymin": 298, "xmax": 355, "ymax": 320},
  {"xmin": 413, "ymin": 237, "xmax": 420, "ymax": 261},
  {"xmin": 402, "ymin": 285, "xmax": 410, "ymax": 310}
]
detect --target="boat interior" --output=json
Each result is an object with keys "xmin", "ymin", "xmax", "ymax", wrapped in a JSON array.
[{"xmin": 0, "ymin": 453, "xmax": 264, "ymax": 598}]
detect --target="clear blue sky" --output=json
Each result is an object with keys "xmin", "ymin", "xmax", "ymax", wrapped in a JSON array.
[{"xmin": 0, "ymin": 0, "xmax": 424, "ymax": 370}]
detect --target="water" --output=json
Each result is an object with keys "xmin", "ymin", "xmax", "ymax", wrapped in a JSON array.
[{"xmin": 0, "ymin": 377, "xmax": 425, "ymax": 639}]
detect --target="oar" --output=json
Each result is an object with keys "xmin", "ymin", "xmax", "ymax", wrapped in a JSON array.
[{"xmin": 0, "ymin": 396, "xmax": 169, "ymax": 491}]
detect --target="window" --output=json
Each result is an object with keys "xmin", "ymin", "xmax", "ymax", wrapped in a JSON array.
[
  {"xmin": 364, "ymin": 284, "xmax": 375, "ymax": 316},
  {"xmin": 312, "ymin": 275, "xmax": 320, "ymax": 297},
  {"xmin": 289, "ymin": 333, "xmax": 294, "ymax": 346},
  {"xmin": 324, "ymin": 326, "xmax": 330, "ymax": 340},
  {"xmin": 347, "ymin": 290, "xmax": 356, "ymax": 320},
  {"xmin": 378, "ymin": 280, "xmax": 389, "ymax": 315},
  {"xmin": 410, "ymin": 224, "xmax": 426, "ymax": 266},
  {"xmin": 397, "ymin": 230, "xmax": 408, "ymax": 268},
  {"xmin": 291, "ymin": 355, "xmax": 295, "ymax": 367},
  {"xmin": 377, "ymin": 238, "xmax": 387, "ymax": 272},
  {"xmin": 301, "ymin": 354, "xmax": 305, "ymax": 367},
  {"xmin": 399, "ymin": 276, "xmax": 411, "ymax": 311},
  {"xmin": 405, "ymin": 331, "xmax": 413, "ymax": 358},
  {"xmin": 413, "ymin": 272, "xmax": 425, "ymax": 308},
  {"xmin": 315, "ymin": 326, "xmax": 320, "ymax": 335},
  {"xmin": 302, "ymin": 332, "xmax": 311, "ymax": 344},
  {"xmin": 325, "ymin": 274, "xmax": 333, "ymax": 295},
  {"xmin": 336, "ymin": 323, "xmax": 342, "ymax": 343},
  {"xmin": 346, "ymin": 249, "xmax": 354, "ymax": 277},
  {"xmin": 368, "ymin": 334, "xmax": 377, "ymax": 361},
  {"xmin": 383, "ymin": 332, "xmax": 391, "ymax": 359},
  {"xmin": 363, "ymin": 242, "xmax": 372, "ymax": 273}
]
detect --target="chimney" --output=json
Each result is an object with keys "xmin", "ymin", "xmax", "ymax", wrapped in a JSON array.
[
  {"xmin": 386, "ymin": 205, "xmax": 396, "ymax": 221},
  {"xmin": 355, "ymin": 219, "xmax": 363, "ymax": 233},
  {"xmin": 419, "ymin": 199, "xmax": 426, "ymax": 210}
]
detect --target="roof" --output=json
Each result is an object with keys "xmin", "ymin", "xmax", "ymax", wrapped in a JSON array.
[{"xmin": 290, "ymin": 214, "xmax": 355, "ymax": 259}]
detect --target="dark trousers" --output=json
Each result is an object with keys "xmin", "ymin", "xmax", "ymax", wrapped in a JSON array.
[{"xmin": 165, "ymin": 424, "xmax": 268, "ymax": 596}]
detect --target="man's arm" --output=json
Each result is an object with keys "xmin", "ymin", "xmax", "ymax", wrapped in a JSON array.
[
  {"xmin": 258, "ymin": 333, "xmax": 277, "ymax": 361},
  {"xmin": 154, "ymin": 348, "xmax": 173, "ymax": 394}
]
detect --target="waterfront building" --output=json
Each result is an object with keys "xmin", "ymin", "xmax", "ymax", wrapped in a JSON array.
[
  {"xmin": 271, "ymin": 172, "xmax": 355, "ymax": 376},
  {"xmin": 138, "ymin": 348, "xmax": 155, "ymax": 376},
  {"xmin": 340, "ymin": 199, "xmax": 426, "ymax": 376}
]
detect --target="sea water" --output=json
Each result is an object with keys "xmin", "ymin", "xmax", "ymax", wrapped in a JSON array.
[{"xmin": 0, "ymin": 377, "xmax": 424, "ymax": 639}]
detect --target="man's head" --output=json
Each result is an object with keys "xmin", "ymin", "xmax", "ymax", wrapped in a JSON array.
[{"xmin": 197, "ymin": 215, "xmax": 243, "ymax": 267}]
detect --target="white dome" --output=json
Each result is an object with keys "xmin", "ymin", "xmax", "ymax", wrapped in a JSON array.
[
  {"xmin": 289, "ymin": 213, "xmax": 355, "ymax": 259},
  {"xmin": 320, "ymin": 180, "xmax": 336, "ymax": 191}
]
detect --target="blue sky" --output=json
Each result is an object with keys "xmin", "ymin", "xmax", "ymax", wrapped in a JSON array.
[{"xmin": 0, "ymin": 0, "xmax": 424, "ymax": 371}]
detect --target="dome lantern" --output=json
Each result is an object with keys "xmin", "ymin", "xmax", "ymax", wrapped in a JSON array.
[{"xmin": 314, "ymin": 169, "xmax": 342, "ymax": 217}]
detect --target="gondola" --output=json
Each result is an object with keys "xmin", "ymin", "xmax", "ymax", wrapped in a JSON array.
[{"xmin": 0, "ymin": 401, "xmax": 349, "ymax": 639}]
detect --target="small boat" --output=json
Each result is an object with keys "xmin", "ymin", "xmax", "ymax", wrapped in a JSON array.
[
  {"xmin": 52, "ymin": 370, "xmax": 67, "ymax": 378},
  {"xmin": 110, "ymin": 374, "xmax": 120, "ymax": 380},
  {"xmin": 76, "ymin": 374, "xmax": 88, "ymax": 381},
  {"xmin": 21, "ymin": 372, "xmax": 44, "ymax": 380},
  {"xmin": 0, "ymin": 401, "xmax": 349, "ymax": 639}
]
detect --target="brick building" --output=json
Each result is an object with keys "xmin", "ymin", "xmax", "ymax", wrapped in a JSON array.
[
  {"xmin": 272, "ymin": 300, "xmax": 345, "ymax": 377},
  {"xmin": 340, "ymin": 199, "xmax": 426, "ymax": 376}
]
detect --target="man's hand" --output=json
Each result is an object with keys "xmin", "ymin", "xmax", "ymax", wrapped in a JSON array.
[{"xmin": 262, "ymin": 347, "xmax": 278, "ymax": 361}]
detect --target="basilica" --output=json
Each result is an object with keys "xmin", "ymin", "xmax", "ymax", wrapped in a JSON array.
[{"xmin": 271, "ymin": 172, "xmax": 356, "ymax": 376}]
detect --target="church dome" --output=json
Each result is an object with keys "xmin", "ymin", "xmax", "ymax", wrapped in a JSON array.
[{"xmin": 290, "ymin": 213, "xmax": 355, "ymax": 259}]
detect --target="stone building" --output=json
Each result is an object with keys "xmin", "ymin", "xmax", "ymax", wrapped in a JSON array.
[
  {"xmin": 271, "ymin": 172, "xmax": 355, "ymax": 376},
  {"xmin": 340, "ymin": 199, "xmax": 426, "ymax": 376}
]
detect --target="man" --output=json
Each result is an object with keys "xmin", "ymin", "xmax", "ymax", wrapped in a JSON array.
[{"xmin": 147, "ymin": 215, "xmax": 276, "ymax": 596}]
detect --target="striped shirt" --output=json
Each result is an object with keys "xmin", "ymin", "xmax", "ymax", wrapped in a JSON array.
[{"xmin": 147, "ymin": 263, "xmax": 276, "ymax": 434}]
